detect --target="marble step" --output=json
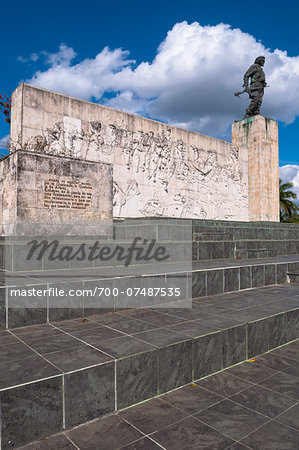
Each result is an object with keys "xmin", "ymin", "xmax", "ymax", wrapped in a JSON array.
[
  {"xmin": 1, "ymin": 257, "xmax": 299, "ymax": 330},
  {"xmin": 0, "ymin": 284, "xmax": 298, "ymax": 449}
]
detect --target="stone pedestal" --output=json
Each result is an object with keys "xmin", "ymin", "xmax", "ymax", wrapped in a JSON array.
[{"xmin": 232, "ymin": 116, "xmax": 279, "ymax": 222}]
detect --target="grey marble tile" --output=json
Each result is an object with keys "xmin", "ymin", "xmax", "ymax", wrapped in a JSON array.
[
  {"xmin": 282, "ymin": 362, "xmax": 299, "ymax": 377},
  {"xmin": 265, "ymin": 264, "xmax": 276, "ymax": 285},
  {"xmin": 224, "ymin": 241, "xmax": 235, "ymax": 259},
  {"xmin": 137, "ymin": 310, "xmax": 187, "ymax": 327},
  {"xmin": 163, "ymin": 306, "xmax": 211, "ymax": 321},
  {"xmin": 276, "ymin": 263, "xmax": 288, "ymax": 284},
  {"xmin": 196, "ymin": 371, "xmax": 253, "ymax": 397},
  {"xmin": 240, "ymin": 266, "xmax": 251, "ymax": 290},
  {"xmin": 265, "ymin": 264, "xmax": 276, "ymax": 286},
  {"xmin": 259, "ymin": 371, "xmax": 299, "ymax": 400},
  {"xmin": 247, "ymin": 318, "xmax": 269, "ymax": 358},
  {"xmin": 192, "ymin": 270, "xmax": 206, "ymax": 298},
  {"xmin": 230, "ymin": 384, "xmax": 296, "ymax": 418},
  {"xmin": 167, "ymin": 321, "xmax": 217, "ymax": 338},
  {"xmin": 251, "ymin": 265, "xmax": 265, "ymax": 288},
  {"xmin": 117, "ymin": 350, "xmax": 158, "ymax": 409},
  {"xmin": 67, "ymin": 415, "xmax": 143, "ymax": 449},
  {"xmin": 151, "ymin": 416, "xmax": 234, "ymax": 450},
  {"xmin": 286, "ymin": 309, "xmax": 299, "ymax": 341},
  {"xmin": 198, "ymin": 316, "xmax": 243, "ymax": 330},
  {"xmin": 49, "ymin": 307, "xmax": 83, "ymax": 322},
  {"xmin": 194, "ymin": 332, "xmax": 222, "ymax": 379},
  {"xmin": 25, "ymin": 333, "xmax": 82, "ymax": 354},
  {"xmin": 120, "ymin": 398, "xmax": 186, "ymax": 434},
  {"xmin": 224, "ymin": 268, "xmax": 240, "ymax": 293},
  {"xmin": 211, "ymin": 242, "xmax": 224, "ymax": 259},
  {"xmin": 51, "ymin": 317, "xmax": 102, "ymax": 333},
  {"xmin": 226, "ymin": 359, "xmax": 279, "ymax": 383},
  {"xmin": 120, "ymin": 437, "xmax": 163, "ymax": 449},
  {"xmin": 0, "ymin": 330, "xmax": 19, "ymax": 346},
  {"xmin": 134, "ymin": 328, "xmax": 188, "ymax": 347},
  {"xmin": 255, "ymin": 352, "xmax": 297, "ymax": 372},
  {"xmin": 195, "ymin": 398, "xmax": 268, "ymax": 440},
  {"xmin": 93, "ymin": 335, "xmax": 156, "ymax": 358},
  {"xmin": 0, "ymin": 354, "xmax": 61, "ymax": 390},
  {"xmin": 158, "ymin": 340, "xmax": 192, "ymax": 393},
  {"xmin": 12, "ymin": 323, "xmax": 62, "ymax": 341},
  {"xmin": 224, "ymin": 442, "xmax": 251, "ymax": 449},
  {"xmin": 44, "ymin": 345, "xmax": 112, "ymax": 372},
  {"xmin": 198, "ymin": 242, "xmax": 212, "ymax": 260},
  {"xmin": 64, "ymin": 362, "xmax": 114, "ymax": 428},
  {"xmin": 71, "ymin": 325, "xmax": 124, "ymax": 344},
  {"xmin": 18, "ymin": 434, "xmax": 77, "ymax": 449},
  {"xmin": 83, "ymin": 278, "xmax": 115, "ymax": 311},
  {"xmin": 222, "ymin": 325, "xmax": 246, "ymax": 368},
  {"xmin": 272, "ymin": 341, "xmax": 299, "ymax": 361},
  {"xmin": 8, "ymin": 307, "xmax": 47, "ymax": 329},
  {"xmin": 0, "ymin": 341, "xmax": 37, "ymax": 363},
  {"xmin": 268, "ymin": 313, "xmax": 287, "ymax": 348},
  {"xmin": 275, "ymin": 402, "xmax": 299, "ymax": 431},
  {"xmin": 241, "ymin": 420, "xmax": 299, "ymax": 450},
  {"xmin": 0, "ymin": 376, "xmax": 63, "ymax": 449},
  {"xmin": 115, "ymin": 276, "xmax": 143, "ymax": 310},
  {"xmin": 161, "ymin": 384, "xmax": 222, "ymax": 415},
  {"xmin": 107, "ymin": 317, "xmax": 158, "ymax": 334},
  {"xmin": 207, "ymin": 270, "xmax": 224, "ymax": 296},
  {"xmin": 93, "ymin": 311, "xmax": 134, "ymax": 324}
]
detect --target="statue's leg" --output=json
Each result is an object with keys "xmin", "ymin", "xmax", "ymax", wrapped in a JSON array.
[
  {"xmin": 254, "ymin": 89, "xmax": 264, "ymax": 115},
  {"xmin": 244, "ymin": 90, "xmax": 260, "ymax": 118}
]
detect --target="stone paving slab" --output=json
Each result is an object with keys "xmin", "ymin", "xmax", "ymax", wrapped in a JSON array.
[
  {"xmin": 16, "ymin": 339, "xmax": 299, "ymax": 449},
  {"xmin": 0, "ymin": 284, "xmax": 298, "ymax": 447}
]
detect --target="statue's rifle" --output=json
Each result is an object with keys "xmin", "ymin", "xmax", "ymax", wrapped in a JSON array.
[
  {"xmin": 234, "ymin": 88, "xmax": 250, "ymax": 98},
  {"xmin": 234, "ymin": 85, "xmax": 269, "ymax": 98}
]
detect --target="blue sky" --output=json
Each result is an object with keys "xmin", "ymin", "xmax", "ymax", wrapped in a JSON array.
[{"xmin": 1, "ymin": 0, "xmax": 298, "ymax": 192}]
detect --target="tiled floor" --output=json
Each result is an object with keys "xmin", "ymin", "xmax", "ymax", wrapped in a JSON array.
[
  {"xmin": 18, "ymin": 339, "xmax": 299, "ymax": 449},
  {"xmin": 1, "ymin": 284, "xmax": 298, "ymax": 392},
  {"xmin": 0, "ymin": 283, "xmax": 298, "ymax": 448}
]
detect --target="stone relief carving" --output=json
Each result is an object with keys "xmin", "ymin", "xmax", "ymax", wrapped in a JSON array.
[{"xmin": 12, "ymin": 118, "xmax": 248, "ymax": 219}]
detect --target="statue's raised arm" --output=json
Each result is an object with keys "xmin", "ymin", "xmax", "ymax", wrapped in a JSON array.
[{"xmin": 234, "ymin": 56, "xmax": 267, "ymax": 119}]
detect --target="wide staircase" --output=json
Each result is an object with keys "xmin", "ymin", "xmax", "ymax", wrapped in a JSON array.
[{"xmin": 0, "ymin": 218, "xmax": 298, "ymax": 448}]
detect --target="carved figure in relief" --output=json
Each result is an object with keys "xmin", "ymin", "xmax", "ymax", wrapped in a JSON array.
[
  {"xmin": 113, "ymin": 179, "xmax": 140, "ymax": 216},
  {"xmin": 20, "ymin": 116, "xmax": 248, "ymax": 220}
]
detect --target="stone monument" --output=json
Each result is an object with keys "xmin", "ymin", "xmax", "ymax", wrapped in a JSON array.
[{"xmin": 0, "ymin": 82, "xmax": 280, "ymax": 228}]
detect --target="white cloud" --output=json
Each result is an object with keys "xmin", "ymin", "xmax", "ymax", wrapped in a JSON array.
[
  {"xmin": 279, "ymin": 165, "xmax": 299, "ymax": 198},
  {"xmin": 0, "ymin": 134, "xmax": 10, "ymax": 148},
  {"xmin": 26, "ymin": 21, "xmax": 299, "ymax": 138},
  {"xmin": 17, "ymin": 53, "xmax": 39, "ymax": 63},
  {"xmin": 45, "ymin": 44, "xmax": 77, "ymax": 66}
]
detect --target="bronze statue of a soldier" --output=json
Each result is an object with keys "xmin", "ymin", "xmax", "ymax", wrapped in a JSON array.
[{"xmin": 234, "ymin": 56, "xmax": 267, "ymax": 119}]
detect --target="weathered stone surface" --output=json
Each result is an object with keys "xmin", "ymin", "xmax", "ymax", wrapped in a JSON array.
[
  {"xmin": 11, "ymin": 83, "xmax": 250, "ymax": 221},
  {"xmin": 0, "ymin": 150, "xmax": 112, "ymax": 236},
  {"xmin": 232, "ymin": 116, "xmax": 279, "ymax": 222}
]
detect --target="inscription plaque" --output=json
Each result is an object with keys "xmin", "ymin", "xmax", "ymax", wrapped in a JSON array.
[{"xmin": 44, "ymin": 178, "xmax": 93, "ymax": 209}]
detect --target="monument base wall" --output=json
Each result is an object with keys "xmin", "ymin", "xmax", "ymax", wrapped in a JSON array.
[
  {"xmin": 0, "ymin": 150, "xmax": 113, "ymax": 236},
  {"xmin": 11, "ymin": 83, "xmax": 249, "ymax": 221}
]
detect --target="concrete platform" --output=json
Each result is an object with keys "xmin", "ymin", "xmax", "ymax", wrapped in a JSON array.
[{"xmin": 1, "ymin": 283, "xmax": 298, "ymax": 448}]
